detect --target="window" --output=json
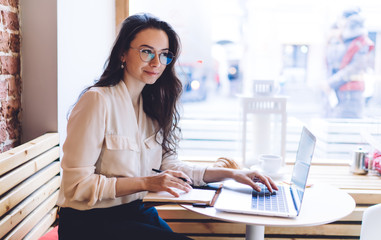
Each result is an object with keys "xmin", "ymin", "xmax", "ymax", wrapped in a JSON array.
[{"xmin": 128, "ymin": 0, "xmax": 381, "ymax": 165}]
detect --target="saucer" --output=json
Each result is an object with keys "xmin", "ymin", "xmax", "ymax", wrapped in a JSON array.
[
  {"xmin": 250, "ymin": 165, "xmax": 287, "ymax": 180},
  {"xmin": 263, "ymin": 169, "xmax": 287, "ymax": 180}
]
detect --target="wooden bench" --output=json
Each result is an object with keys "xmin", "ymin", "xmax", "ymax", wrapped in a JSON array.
[{"xmin": 0, "ymin": 133, "xmax": 60, "ymax": 240}]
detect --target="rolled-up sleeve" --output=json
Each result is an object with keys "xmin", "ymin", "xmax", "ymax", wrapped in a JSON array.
[
  {"xmin": 61, "ymin": 90, "xmax": 116, "ymax": 207},
  {"xmin": 160, "ymin": 153, "xmax": 208, "ymax": 186}
]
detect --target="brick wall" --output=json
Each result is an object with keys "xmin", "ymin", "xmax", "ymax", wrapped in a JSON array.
[{"xmin": 0, "ymin": 0, "xmax": 21, "ymax": 152}]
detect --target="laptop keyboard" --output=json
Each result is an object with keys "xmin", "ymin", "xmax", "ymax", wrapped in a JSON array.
[{"xmin": 252, "ymin": 184, "xmax": 289, "ymax": 213}]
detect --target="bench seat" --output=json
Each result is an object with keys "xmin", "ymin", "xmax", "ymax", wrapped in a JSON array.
[{"xmin": 0, "ymin": 133, "xmax": 60, "ymax": 240}]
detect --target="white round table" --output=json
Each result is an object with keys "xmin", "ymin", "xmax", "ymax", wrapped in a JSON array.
[{"xmin": 182, "ymin": 183, "xmax": 355, "ymax": 240}]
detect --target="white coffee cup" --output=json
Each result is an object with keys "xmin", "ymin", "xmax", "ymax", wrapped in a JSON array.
[{"xmin": 259, "ymin": 154, "xmax": 283, "ymax": 175}]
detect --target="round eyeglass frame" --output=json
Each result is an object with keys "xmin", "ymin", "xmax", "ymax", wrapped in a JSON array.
[{"xmin": 130, "ymin": 47, "xmax": 175, "ymax": 65}]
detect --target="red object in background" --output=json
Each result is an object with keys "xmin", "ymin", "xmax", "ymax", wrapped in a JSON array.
[
  {"xmin": 38, "ymin": 226, "xmax": 58, "ymax": 240},
  {"xmin": 365, "ymin": 155, "xmax": 370, "ymax": 169},
  {"xmin": 373, "ymin": 157, "xmax": 381, "ymax": 175},
  {"xmin": 373, "ymin": 150, "xmax": 381, "ymax": 159},
  {"xmin": 372, "ymin": 150, "xmax": 381, "ymax": 175}
]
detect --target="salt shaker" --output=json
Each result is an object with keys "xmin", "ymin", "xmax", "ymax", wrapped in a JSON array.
[{"xmin": 350, "ymin": 147, "xmax": 369, "ymax": 175}]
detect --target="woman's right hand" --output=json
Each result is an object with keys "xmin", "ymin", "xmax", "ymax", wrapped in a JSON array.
[{"xmin": 143, "ymin": 170, "xmax": 192, "ymax": 197}]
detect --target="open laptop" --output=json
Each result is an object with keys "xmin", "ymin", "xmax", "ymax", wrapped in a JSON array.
[{"xmin": 214, "ymin": 126, "xmax": 316, "ymax": 218}]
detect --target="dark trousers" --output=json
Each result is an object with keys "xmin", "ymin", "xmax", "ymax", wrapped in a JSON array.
[{"xmin": 58, "ymin": 200, "xmax": 192, "ymax": 240}]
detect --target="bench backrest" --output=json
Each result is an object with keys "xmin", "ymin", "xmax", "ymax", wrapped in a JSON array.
[{"xmin": 0, "ymin": 133, "xmax": 60, "ymax": 240}]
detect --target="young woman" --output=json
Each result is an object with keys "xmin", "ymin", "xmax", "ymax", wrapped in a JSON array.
[{"xmin": 57, "ymin": 13, "xmax": 277, "ymax": 240}]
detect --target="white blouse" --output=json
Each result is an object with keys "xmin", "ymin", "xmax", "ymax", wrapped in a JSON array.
[{"xmin": 57, "ymin": 80, "xmax": 207, "ymax": 210}]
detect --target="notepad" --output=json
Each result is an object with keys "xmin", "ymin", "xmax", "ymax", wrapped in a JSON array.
[{"xmin": 143, "ymin": 187, "xmax": 218, "ymax": 205}]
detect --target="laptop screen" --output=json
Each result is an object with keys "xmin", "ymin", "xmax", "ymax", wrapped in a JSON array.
[{"xmin": 290, "ymin": 127, "xmax": 316, "ymax": 212}]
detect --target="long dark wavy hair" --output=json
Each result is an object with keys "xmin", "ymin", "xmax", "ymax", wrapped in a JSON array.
[{"xmin": 76, "ymin": 13, "xmax": 183, "ymax": 158}]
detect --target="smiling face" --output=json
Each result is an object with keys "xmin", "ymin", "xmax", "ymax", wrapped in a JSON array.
[{"xmin": 121, "ymin": 28, "xmax": 169, "ymax": 90}]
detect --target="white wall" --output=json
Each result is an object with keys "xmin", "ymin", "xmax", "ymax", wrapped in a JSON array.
[
  {"xmin": 57, "ymin": 0, "xmax": 115, "ymax": 149},
  {"xmin": 20, "ymin": 0, "xmax": 58, "ymax": 143},
  {"xmin": 20, "ymin": 0, "xmax": 115, "ymax": 148}
]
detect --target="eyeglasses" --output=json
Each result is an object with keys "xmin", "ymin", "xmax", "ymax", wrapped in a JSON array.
[{"xmin": 130, "ymin": 47, "xmax": 175, "ymax": 65}]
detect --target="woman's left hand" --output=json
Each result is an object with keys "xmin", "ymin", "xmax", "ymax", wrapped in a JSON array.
[{"xmin": 203, "ymin": 167, "xmax": 278, "ymax": 193}]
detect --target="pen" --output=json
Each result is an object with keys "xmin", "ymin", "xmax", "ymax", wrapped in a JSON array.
[{"xmin": 152, "ymin": 168, "xmax": 188, "ymax": 183}]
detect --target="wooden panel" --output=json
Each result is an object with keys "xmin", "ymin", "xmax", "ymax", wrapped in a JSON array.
[
  {"xmin": 0, "ymin": 133, "xmax": 60, "ymax": 240},
  {"xmin": 341, "ymin": 206, "xmax": 365, "ymax": 221},
  {"xmin": 0, "ymin": 133, "xmax": 59, "ymax": 175},
  {"xmin": 0, "ymin": 146, "xmax": 59, "ymax": 195},
  {"xmin": 265, "ymin": 224, "xmax": 361, "ymax": 236},
  {"xmin": 168, "ymin": 221, "xmax": 245, "ymax": 234},
  {"xmin": 168, "ymin": 222, "xmax": 360, "ymax": 238},
  {"xmin": 0, "ymin": 178, "xmax": 60, "ymax": 239},
  {"xmin": 3, "ymin": 189, "xmax": 59, "ymax": 240},
  {"xmin": 278, "ymin": 165, "xmax": 381, "ymax": 196},
  {"xmin": 164, "ymin": 218, "xmax": 361, "ymax": 237},
  {"xmin": 115, "ymin": 0, "xmax": 129, "ymax": 30},
  {"xmin": 347, "ymin": 190, "xmax": 381, "ymax": 205},
  {"xmin": 0, "ymin": 162, "xmax": 60, "ymax": 216},
  {"xmin": 23, "ymin": 208, "xmax": 58, "ymax": 240},
  {"xmin": 305, "ymin": 165, "xmax": 381, "ymax": 205},
  {"xmin": 158, "ymin": 205, "xmax": 215, "ymax": 220}
]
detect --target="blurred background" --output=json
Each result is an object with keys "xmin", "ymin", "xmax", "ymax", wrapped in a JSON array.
[{"xmin": 129, "ymin": 0, "xmax": 381, "ymax": 164}]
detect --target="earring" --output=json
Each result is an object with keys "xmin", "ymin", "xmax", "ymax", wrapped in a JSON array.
[{"xmin": 121, "ymin": 62, "xmax": 125, "ymax": 69}]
